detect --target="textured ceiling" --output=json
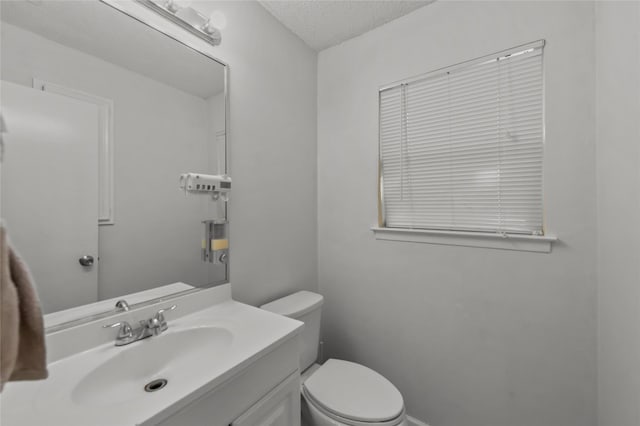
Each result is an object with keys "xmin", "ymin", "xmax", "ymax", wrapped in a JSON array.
[{"xmin": 259, "ymin": 0, "xmax": 434, "ymax": 51}]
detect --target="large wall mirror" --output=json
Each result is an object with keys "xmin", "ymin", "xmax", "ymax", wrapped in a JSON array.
[{"xmin": 0, "ymin": 0, "xmax": 228, "ymax": 327}]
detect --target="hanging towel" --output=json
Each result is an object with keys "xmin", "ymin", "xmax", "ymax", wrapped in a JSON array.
[{"xmin": 0, "ymin": 226, "xmax": 48, "ymax": 391}]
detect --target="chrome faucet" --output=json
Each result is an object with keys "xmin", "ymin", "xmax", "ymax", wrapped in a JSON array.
[{"xmin": 103, "ymin": 304, "xmax": 177, "ymax": 346}]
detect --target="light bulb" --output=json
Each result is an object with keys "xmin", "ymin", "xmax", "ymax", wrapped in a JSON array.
[
  {"xmin": 206, "ymin": 10, "xmax": 227, "ymax": 31},
  {"xmin": 166, "ymin": 0, "xmax": 190, "ymax": 13}
]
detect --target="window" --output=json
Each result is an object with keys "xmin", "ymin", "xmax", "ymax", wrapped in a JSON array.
[{"xmin": 378, "ymin": 41, "xmax": 546, "ymax": 240}]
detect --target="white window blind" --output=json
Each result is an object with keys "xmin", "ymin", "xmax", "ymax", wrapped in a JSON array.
[{"xmin": 379, "ymin": 41, "xmax": 545, "ymax": 235}]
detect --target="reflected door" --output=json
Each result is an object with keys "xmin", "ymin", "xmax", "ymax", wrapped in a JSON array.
[{"xmin": 1, "ymin": 81, "xmax": 99, "ymax": 313}]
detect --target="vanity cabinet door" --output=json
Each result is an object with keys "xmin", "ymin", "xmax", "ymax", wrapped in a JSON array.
[{"xmin": 231, "ymin": 372, "xmax": 300, "ymax": 426}]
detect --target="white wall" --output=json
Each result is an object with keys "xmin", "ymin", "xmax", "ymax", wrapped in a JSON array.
[
  {"xmin": 317, "ymin": 2, "xmax": 597, "ymax": 425},
  {"xmin": 1, "ymin": 22, "xmax": 219, "ymax": 301},
  {"xmin": 595, "ymin": 2, "xmax": 640, "ymax": 426},
  {"xmin": 194, "ymin": 1, "xmax": 318, "ymax": 305}
]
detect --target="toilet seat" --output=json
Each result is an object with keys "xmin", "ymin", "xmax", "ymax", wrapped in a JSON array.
[{"xmin": 302, "ymin": 359, "xmax": 405, "ymax": 425}]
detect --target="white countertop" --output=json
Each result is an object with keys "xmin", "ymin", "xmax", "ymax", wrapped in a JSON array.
[{"xmin": 0, "ymin": 284, "xmax": 303, "ymax": 426}]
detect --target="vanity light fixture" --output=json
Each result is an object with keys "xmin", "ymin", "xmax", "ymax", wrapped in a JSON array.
[{"xmin": 137, "ymin": 0, "xmax": 222, "ymax": 46}]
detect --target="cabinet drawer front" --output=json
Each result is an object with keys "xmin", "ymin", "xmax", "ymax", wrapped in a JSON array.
[
  {"xmin": 154, "ymin": 337, "xmax": 299, "ymax": 426},
  {"xmin": 232, "ymin": 372, "xmax": 300, "ymax": 426}
]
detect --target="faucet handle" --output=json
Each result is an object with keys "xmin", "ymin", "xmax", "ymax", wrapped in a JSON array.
[
  {"xmin": 152, "ymin": 305, "xmax": 177, "ymax": 334},
  {"xmin": 156, "ymin": 304, "xmax": 177, "ymax": 317},
  {"xmin": 103, "ymin": 321, "xmax": 133, "ymax": 339},
  {"xmin": 154, "ymin": 304, "xmax": 177, "ymax": 322}
]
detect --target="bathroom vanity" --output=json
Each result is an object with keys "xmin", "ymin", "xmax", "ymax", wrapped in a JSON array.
[{"xmin": 0, "ymin": 285, "xmax": 303, "ymax": 426}]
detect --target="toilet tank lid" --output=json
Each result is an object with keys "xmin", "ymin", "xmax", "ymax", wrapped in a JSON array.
[{"xmin": 260, "ymin": 291, "xmax": 323, "ymax": 318}]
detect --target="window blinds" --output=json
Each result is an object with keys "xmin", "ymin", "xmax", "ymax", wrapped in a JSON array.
[{"xmin": 379, "ymin": 41, "xmax": 545, "ymax": 235}]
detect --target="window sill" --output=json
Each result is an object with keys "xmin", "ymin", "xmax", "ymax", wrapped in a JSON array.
[{"xmin": 371, "ymin": 227, "xmax": 557, "ymax": 253}]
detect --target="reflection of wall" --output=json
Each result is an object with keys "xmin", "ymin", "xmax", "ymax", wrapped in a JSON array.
[
  {"xmin": 1, "ymin": 22, "xmax": 220, "ymax": 299},
  {"xmin": 207, "ymin": 92, "xmax": 226, "ymax": 175},
  {"xmin": 205, "ymin": 92, "xmax": 226, "ymax": 221},
  {"xmin": 317, "ymin": 2, "xmax": 596, "ymax": 426},
  {"xmin": 595, "ymin": 2, "xmax": 640, "ymax": 425}
]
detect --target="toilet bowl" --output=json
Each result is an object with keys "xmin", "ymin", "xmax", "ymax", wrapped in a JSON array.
[{"xmin": 261, "ymin": 291, "xmax": 408, "ymax": 426}]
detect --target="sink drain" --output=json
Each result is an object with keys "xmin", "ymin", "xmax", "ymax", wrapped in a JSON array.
[{"xmin": 144, "ymin": 378, "xmax": 168, "ymax": 393}]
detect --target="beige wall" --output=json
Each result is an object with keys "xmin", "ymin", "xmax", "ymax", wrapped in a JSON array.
[{"xmin": 317, "ymin": 2, "xmax": 597, "ymax": 425}]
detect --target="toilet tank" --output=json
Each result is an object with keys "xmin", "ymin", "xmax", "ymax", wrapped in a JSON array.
[{"xmin": 260, "ymin": 291, "xmax": 324, "ymax": 371}]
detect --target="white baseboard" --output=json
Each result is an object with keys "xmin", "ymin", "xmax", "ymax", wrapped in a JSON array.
[{"xmin": 407, "ymin": 414, "xmax": 430, "ymax": 426}]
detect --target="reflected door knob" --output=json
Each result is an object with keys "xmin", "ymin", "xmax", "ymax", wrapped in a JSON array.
[{"xmin": 78, "ymin": 255, "xmax": 94, "ymax": 267}]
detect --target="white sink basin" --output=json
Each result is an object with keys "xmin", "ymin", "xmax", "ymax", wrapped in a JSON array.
[{"xmin": 71, "ymin": 327, "xmax": 233, "ymax": 407}]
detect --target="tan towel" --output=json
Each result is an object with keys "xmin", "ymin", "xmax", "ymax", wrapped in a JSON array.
[{"xmin": 0, "ymin": 226, "xmax": 48, "ymax": 391}]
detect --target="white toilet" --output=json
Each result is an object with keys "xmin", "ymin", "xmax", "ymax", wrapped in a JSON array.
[{"xmin": 261, "ymin": 291, "xmax": 408, "ymax": 426}]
